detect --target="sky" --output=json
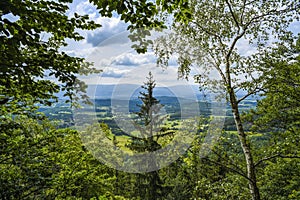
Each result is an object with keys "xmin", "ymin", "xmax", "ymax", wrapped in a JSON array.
[
  {"xmin": 62, "ymin": 0, "xmax": 300, "ymax": 89},
  {"xmin": 61, "ymin": 0, "xmax": 205, "ymax": 88}
]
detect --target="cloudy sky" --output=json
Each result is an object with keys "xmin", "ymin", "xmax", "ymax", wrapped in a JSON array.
[
  {"xmin": 62, "ymin": 0, "xmax": 300, "ymax": 88},
  {"xmin": 59, "ymin": 0, "xmax": 202, "ymax": 88}
]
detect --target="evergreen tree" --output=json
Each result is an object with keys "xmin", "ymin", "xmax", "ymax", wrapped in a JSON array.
[
  {"xmin": 129, "ymin": 72, "xmax": 165, "ymax": 152},
  {"xmin": 127, "ymin": 72, "xmax": 168, "ymax": 200}
]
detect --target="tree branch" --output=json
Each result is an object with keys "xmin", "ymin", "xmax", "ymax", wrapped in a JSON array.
[
  {"xmin": 192, "ymin": 21, "xmax": 225, "ymax": 49},
  {"xmin": 209, "ymin": 147, "xmax": 248, "ymax": 181},
  {"xmin": 255, "ymin": 154, "xmax": 300, "ymax": 167},
  {"xmin": 155, "ymin": 131, "xmax": 175, "ymax": 139},
  {"xmin": 202, "ymin": 157, "xmax": 254, "ymax": 183},
  {"xmin": 237, "ymin": 91, "xmax": 256, "ymax": 104},
  {"xmin": 239, "ymin": 0, "xmax": 247, "ymax": 25},
  {"xmin": 225, "ymin": 0, "xmax": 240, "ymax": 33},
  {"xmin": 243, "ymin": 4, "xmax": 299, "ymax": 30}
]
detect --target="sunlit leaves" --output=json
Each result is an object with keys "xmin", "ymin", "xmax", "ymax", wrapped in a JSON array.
[
  {"xmin": 0, "ymin": 115, "xmax": 117, "ymax": 199},
  {"xmin": 0, "ymin": 0, "xmax": 100, "ymax": 113}
]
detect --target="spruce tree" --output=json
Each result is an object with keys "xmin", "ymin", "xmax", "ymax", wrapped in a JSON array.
[{"xmin": 127, "ymin": 72, "xmax": 167, "ymax": 200}]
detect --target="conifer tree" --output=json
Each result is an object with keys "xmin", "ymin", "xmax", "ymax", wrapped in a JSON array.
[
  {"xmin": 127, "ymin": 72, "xmax": 167, "ymax": 200},
  {"xmin": 129, "ymin": 72, "xmax": 165, "ymax": 152}
]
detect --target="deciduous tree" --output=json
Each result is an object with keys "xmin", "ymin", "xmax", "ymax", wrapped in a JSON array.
[
  {"xmin": 0, "ymin": 0, "xmax": 100, "ymax": 114},
  {"xmin": 152, "ymin": 1, "xmax": 300, "ymax": 199},
  {"xmin": 248, "ymin": 39, "xmax": 300, "ymax": 199}
]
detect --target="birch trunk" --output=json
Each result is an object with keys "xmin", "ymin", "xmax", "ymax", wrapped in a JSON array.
[{"xmin": 229, "ymin": 89, "xmax": 260, "ymax": 200}]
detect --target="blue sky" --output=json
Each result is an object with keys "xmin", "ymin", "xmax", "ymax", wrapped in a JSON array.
[
  {"xmin": 62, "ymin": 0, "xmax": 300, "ymax": 87},
  {"xmin": 60, "ymin": 0, "xmax": 194, "ymax": 87}
]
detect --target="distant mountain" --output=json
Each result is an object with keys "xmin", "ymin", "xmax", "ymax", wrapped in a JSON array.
[
  {"xmin": 86, "ymin": 84, "xmax": 204, "ymax": 100},
  {"xmin": 55, "ymin": 84, "xmax": 259, "ymax": 101}
]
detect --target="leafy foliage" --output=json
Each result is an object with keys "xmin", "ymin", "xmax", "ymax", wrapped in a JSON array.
[
  {"xmin": 0, "ymin": 116, "xmax": 118, "ymax": 199},
  {"xmin": 244, "ymin": 39, "xmax": 300, "ymax": 199},
  {"xmin": 152, "ymin": 1, "xmax": 300, "ymax": 199},
  {"xmin": 0, "ymin": 0, "xmax": 100, "ymax": 114}
]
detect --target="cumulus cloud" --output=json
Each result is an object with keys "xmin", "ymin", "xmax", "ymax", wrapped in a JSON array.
[
  {"xmin": 67, "ymin": 0, "xmax": 99, "ymax": 19},
  {"xmin": 112, "ymin": 52, "xmax": 156, "ymax": 66},
  {"xmin": 86, "ymin": 17, "xmax": 128, "ymax": 47},
  {"xmin": 62, "ymin": 0, "xmax": 129, "ymax": 58},
  {"xmin": 101, "ymin": 68, "xmax": 128, "ymax": 78}
]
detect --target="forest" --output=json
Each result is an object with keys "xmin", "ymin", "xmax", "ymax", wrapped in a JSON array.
[{"xmin": 1, "ymin": 0, "xmax": 300, "ymax": 200}]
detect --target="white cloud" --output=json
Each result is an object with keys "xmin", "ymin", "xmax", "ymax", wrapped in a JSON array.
[
  {"xmin": 62, "ymin": 1, "xmax": 257, "ymax": 86},
  {"xmin": 101, "ymin": 68, "xmax": 129, "ymax": 78},
  {"xmin": 86, "ymin": 17, "xmax": 128, "ymax": 47},
  {"xmin": 288, "ymin": 21, "xmax": 300, "ymax": 34},
  {"xmin": 112, "ymin": 52, "xmax": 156, "ymax": 66},
  {"xmin": 236, "ymin": 38, "xmax": 258, "ymax": 56},
  {"xmin": 67, "ymin": 0, "xmax": 99, "ymax": 19},
  {"xmin": 62, "ymin": 0, "xmax": 128, "ymax": 58}
]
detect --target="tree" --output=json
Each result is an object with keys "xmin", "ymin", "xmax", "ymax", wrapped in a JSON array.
[
  {"xmin": 127, "ymin": 72, "xmax": 168, "ymax": 200},
  {"xmin": 0, "ymin": 1, "xmax": 150, "ymax": 198},
  {"xmin": 152, "ymin": 1, "xmax": 300, "ymax": 199},
  {"xmin": 0, "ymin": 115, "xmax": 122, "ymax": 199},
  {"xmin": 0, "ymin": 0, "xmax": 165, "ymax": 199},
  {"xmin": 128, "ymin": 72, "xmax": 165, "ymax": 153},
  {"xmin": 0, "ymin": 0, "xmax": 100, "ymax": 115},
  {"xmin": 247, "ymin": 40, "xmax": 300, "ymax": 199},
  {"xmin": 252, "ymin": 40, "xmax": 300, "ymax": 134}
]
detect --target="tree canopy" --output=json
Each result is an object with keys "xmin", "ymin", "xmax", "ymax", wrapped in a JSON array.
[
  {"xmin": 0, "ymin": 0, "xmax": 100, "ymax": 115},
  {"xmin": 151, "ymin": 1, "xmax": 300, "ymax": 200}
]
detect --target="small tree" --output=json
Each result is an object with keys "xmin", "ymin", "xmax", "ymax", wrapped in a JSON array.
[
  {"xmin": 128, "ymin": 72, "xmax": 165, "ymax": 152},
  {"xmin": 127, "ymin": 72, "xmax": 168, "ymax": 200}
]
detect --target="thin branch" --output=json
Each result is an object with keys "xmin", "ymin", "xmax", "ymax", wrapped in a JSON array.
[
  {"xmin": 237, "ymin": 91, "xmax": 256, "ymax": 104},
  {"xmin": 236, "ymin": 72, "xmax": 264, "ymax": 103},
  {"xmin": 255, "ymin": 154, "xmax": 300, "ymax": 167},
  {"xmin": 208, "ymin": 145, "xmax": 248, "ymax": 181},
  {"xmin": 227, "ymin": 5, "xmax": 297, "ymax": 64},
  {"xmin": 240, "ymin": 0, "xmax": 247, "ymax": 25},
  {"xmin": 155, "ymin": 131, "xmax": 175, "ymax": 140},
  {"xmin": 202, "ymin": 157, "xmax": 253, "ymax": 183},
  {"xmin": 192, "ymin": 20, "xmax": 225, "ymax": 49},
  {"xmin": 243, "ymin": 4, "xmax": 299, "ymax": 30},
  {"xmin": 214, "ymin": 65, "xmax": 228, "ymax": 86},
  {"xmin": 226, "ymin": 29, "xmax": 246, "ymax": 66},
  {"xmin": 237, "ymin": 86, "xmax": 263, "ymax": 104},
  {"xmin": 225, "ymin": 0, "xmax": 240, "ymax": 32},
  {"xmin": 244, "ymin": 0, "xmax": 258, "ymax": 7},
  {"xmin": 205, "ymin": 50, "xmax": 227, "ymax": 85}
]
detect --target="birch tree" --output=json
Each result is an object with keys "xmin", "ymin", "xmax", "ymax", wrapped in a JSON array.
[{"xmin": 153, "ymin": 1, "xmax": 300, "ymax": 199}]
